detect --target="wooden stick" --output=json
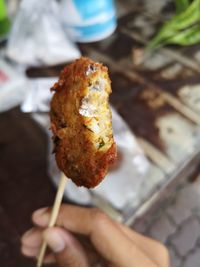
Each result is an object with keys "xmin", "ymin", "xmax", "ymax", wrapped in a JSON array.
[{"xmin": 37, "ymin": 173, "xmax": 67, "ymax": 267}]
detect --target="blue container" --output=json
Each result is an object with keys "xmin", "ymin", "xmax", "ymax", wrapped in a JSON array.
[{"xmin": 60, "ymin": 0, "xmax": 117, "ymax": 42}]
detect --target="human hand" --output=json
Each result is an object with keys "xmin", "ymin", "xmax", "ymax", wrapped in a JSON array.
[{"xmin": 21, "ymin": 204, "xmax": 169, "ymax": 267}]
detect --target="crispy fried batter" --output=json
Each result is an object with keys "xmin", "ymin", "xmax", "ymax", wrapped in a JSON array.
[{"xmin": 50, "ymin": 57, "xmax": 117, "ymax": 188}]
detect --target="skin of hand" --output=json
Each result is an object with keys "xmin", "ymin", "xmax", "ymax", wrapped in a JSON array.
[{"xmin": 21, "ymin": 204, "xmax": 169, "ymax": 267}]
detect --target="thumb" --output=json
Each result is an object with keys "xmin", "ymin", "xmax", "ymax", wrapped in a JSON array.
[{"xmin": 43, "ymin": 227, "xmax": 89, "ymax": 267}]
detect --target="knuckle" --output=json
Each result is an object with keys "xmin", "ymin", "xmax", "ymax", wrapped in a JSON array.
[
  {"xmin": 162, "ymin": 246, "xmax": 169, "ymax": 261},
  {"xmin": 91, "ymin": 208, "xmax": 110, "ymax": 226},
  {"xmin": 157, "ymin": 243, "xmax": 169, "ymax": 264}
]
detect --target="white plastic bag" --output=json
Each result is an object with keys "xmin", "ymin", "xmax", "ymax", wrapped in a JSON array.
[
  {"xmin": 21, "ymin": 78, "xmax": 149, "ymax": 210},
  {"xmin": 6, "ymin": 0, "xmax": 81, "ymax": 66},
  {"xmin": 0, "ymin": 58, "xmax": 27, "ymax": 112}
]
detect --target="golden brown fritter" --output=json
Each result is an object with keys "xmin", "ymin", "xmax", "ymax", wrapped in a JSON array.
[{"xmin": 50, "ymin": 57, "xmax": 117, "ymax": 188}]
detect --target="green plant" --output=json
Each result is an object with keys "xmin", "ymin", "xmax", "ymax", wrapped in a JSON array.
[{"xmin": 147, "ymin": 0, "xmax": 200, "ymax": 51}]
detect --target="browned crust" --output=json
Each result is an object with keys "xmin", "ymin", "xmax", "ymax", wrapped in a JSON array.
[
  {"xmin": 55, "ymin": 142, "xmax": 117, "ymax": 188},
  {"xmin": 51, "ymin": 57, "xmax": 109, "ymax": 93},
  {"xmin": 50, "ymin": 57, "xmax": 117, "ymax": 188}
]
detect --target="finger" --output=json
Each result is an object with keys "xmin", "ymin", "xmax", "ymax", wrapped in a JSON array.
[
  {"xmin": 32, "ymin": 207, "xmax": 49, "ymax": 226},
  {"xmin": 22, "ymin": 227, "xmax": 100, "ymax": 265},
  {"xmin": 21, "ymin": 228, "xmax": 43, "ymax": 248},
  {"xmin": 43, "ymin": 253, "xmax": 56, "ymax": 264},
  {"xmin": 33, "ymin": 205, "xmax": 157, "ymax": 267},
  {"xmin": 43, "ymin": 227, "xmax": 89, "ymax": 267},
  {"xmin": 118, "ymin": 224, "xmax": 169, "ymax": 267},
  {"xmin": 21, "ymin": 245, "xmax": 39, "ymax": 257},
  {"xmin": 21, "ymin": 245, "xmax": 56, "ymax": 264},
  {"xmin": 76, "ymin": 235, "xmax": 102, "ymax": 265}
]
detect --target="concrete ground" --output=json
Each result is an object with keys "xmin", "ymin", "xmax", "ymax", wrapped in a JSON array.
[{"xmin": 133, "ymin": 175, "xmax": 200, "ymax": 267}]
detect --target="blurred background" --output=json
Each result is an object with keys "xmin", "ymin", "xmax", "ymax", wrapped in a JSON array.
[{"xmin": 0, "ymin": 0, "xmax": 200, "ymax": 266}]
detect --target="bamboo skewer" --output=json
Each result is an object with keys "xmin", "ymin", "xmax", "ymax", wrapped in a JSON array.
[{"xmin": 37, "ymin": 173, "xmax": 67, "ymax": 267}]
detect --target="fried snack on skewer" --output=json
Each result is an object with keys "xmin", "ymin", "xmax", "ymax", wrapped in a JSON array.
[{"xmin": 50, "ymin": 57, "xmax": 117, "ymax": 188}]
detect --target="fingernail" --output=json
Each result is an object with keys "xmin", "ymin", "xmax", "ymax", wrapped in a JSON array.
[
  {"xmin": 43, "ymin": 229, "xmax": 66, "ymax": 253},
  {"xmin": 22, "ymin": 228, "xmax": 35, "ymax": 239},
  {"xmin": 33, "ymin": 207, "xmax": 49, "ymax": 218},
  {"xmin": 32, "ymin": 207, "xmax": 50, "ymax": 225}
]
